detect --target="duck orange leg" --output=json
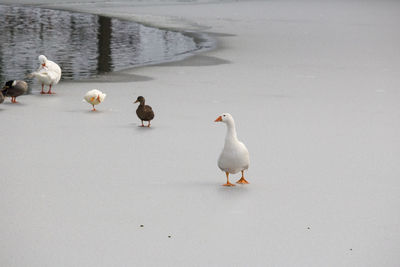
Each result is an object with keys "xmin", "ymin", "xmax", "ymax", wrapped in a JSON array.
[
  {"xmin": 40, "ymin": 84, "xmax": 45, "ymax": 94},
  {"xmin": 236, "ymin": 170, "xmax": 250, "ymax": 184},
  {"xmin": 92, "ymin": 104, "xmax": 96, "ymax": 111},
  {"xmin": 223, "ymin": 172, "xmax": 235, "ymax": 186},
  {"xmin": 147, "ymin": 121, "xmax": 151, "ymax": 127},
  {"xmin": 47, "ymin": 84, "xmax": 54, "ymax": 94},
  {"xmin": 140, "ymin": 121, "xmax": 144, "ymax": 127}
]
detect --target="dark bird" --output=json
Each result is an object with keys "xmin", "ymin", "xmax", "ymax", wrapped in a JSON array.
[
  {"xmin": 134, "ymin": 96, "xmax": 154, "ymax": 127},
  {"xmin": 0, "ymin": 91, "xmax": 4, "ymax": 104},
  {"xmin": 1, "ymin": 80, "xmax": 28, "ymax": 103}
]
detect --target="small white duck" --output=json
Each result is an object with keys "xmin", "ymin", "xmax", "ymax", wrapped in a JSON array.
[
  {"xmin": 29, "ymin": 55, "xmax": 61, "ymax": 94},
  {"xmin": 83, "ymin": 89, "xmax": 106, "ymax": 111},
  {"xmin": 215, "ymin": 113, "xmax": 250, "ymax": 186}
]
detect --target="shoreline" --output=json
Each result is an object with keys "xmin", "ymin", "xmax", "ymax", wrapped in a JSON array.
[{"xmin": 0, "ymin": 2, "xmax": 218, "ymax": 83}]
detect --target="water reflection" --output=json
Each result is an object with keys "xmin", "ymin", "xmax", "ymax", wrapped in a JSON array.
[
  {"xmin": 97, "ymin": 16, "xmax": 112, "ymax": 74},
  {"xmin": 0, "ymin": 4, "xmax": 202, "ymax": 82}
]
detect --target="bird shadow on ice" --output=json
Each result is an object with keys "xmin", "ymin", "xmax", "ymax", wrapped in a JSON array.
[
  {"xmin": 170, "ymin": 181, "xmax": 251, "ymax": 194},
  {"xmin": 81, "ymin": 110, "xmax": 105, "ymax": 114},
  {"xmin": 30, "ymin": 92, "xmax": 59, "ymax": 96},
  {"xmin": 118, "ymin": 122, "xmax": 156, "ymax": 130},
  {"xmin": 1, "ymin": 102, "xmax": 28, "ymax": 106},
  {"xmin": 63, "ymin": 108, "xmax": 106, "ymax": 113},
  {"xmin": 217, "ymin": 185, "xmax": 250, "ymax": 195},
  {"xmin": 135, "ymin": 126, "xmax": 156, "ymax": 132}
]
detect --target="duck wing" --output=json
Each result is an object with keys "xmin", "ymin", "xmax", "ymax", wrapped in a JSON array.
[
  {"xmin": 47, "ymin": 60, "xmax": 62, "ymax": 83},
  {"xmin": 1, "ymin": 81, "xmax": 27, "ymax": 97},
  {"xmin": 136, "ymin": 105, "xmax": 154, "ymax": 121},
  {"xmin": 33, "ymin": 61, "xmax": 62, "ymax": 84},
  {"xmin": 9, "ymin": 81, "xmax": 28, "ymax": 97},
  {"xmin": 218, "ymin": 141, "xmax": 249, "ymax": 173},
  {"xmin": 143, "ymin": 105, "xmax": 155, "ymax": 120},
  {"xmin": 29, "ymin": 70, "xmax": 52, "ymax": 84},
  {"xmin": 30, "ymin": 67, "xmax": 59, "ymax": 85}
]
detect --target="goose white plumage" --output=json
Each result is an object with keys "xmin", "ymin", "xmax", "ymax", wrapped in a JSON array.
[
  {"xmin": 83, "ymin": 89, "xmax": 106, "ymax": 111},
  {"xmin": 215, "ymin": 113, "xmax": 250, "ymax": 186},
  {"xmin": 29, "ymin": 55, "xmax": 61, "ymax": 94}
]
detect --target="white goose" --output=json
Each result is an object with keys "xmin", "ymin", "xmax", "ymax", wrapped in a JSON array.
[
  {"xmin": 29, "ymin": 55, "xmax": 61, "ymax": 94},
  {"xmin": 83, "ymin": 89, "xmax": 106, "ymax": 111},
  {"xmin": 215, "ymin": 113, "xmax": 250, "ymax": 186}
]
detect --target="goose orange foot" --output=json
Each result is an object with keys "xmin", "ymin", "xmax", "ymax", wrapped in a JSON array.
[
  {"xmin": 223, "ymin": 172, "xmax": 235, "ymax": 186},
  {"xmin": 223, "ymin": 181, "xmax": 236, "ymax": 186},
  {"xmin": 47, "ymin": 85, "xmax": 55, "ymax": 94},
  {"xmin": 236, "ymin": 177, "xmax": 250, "ymax": 184}
]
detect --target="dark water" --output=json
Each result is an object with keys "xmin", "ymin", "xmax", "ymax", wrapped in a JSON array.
[{"xmin": 0, "ymin": 4, "xmax": 211, "ymax": 82}]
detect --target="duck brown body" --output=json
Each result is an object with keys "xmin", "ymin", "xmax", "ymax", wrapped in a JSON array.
[
  {"xmin": 134, "ymin": 96, "xmax": 154, "ymax": 127},
  {"xmin": 0, "ymin": 91, "xmax": 4, "ymax": 104},
  {"xmin": 1, "ymin": 80, "xmax": 28, "ymax": 103}
]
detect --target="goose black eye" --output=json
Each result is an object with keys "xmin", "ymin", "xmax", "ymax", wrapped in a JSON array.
[{"xmin": 223, "ymin": 115, "xmax": 226, "ymax": 117}]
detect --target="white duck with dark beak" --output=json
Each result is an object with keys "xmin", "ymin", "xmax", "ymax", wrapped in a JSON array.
[
  {"xmin": 29, "ymin": 55, "xmax": 61, "ymax": 94},
  {"xmin": 215, "ymin": 113, "xmax": 250, "ymax": 186},
  {"xmin": 83, "ymin": 89, "xmax": 106, "ymax": 111}
]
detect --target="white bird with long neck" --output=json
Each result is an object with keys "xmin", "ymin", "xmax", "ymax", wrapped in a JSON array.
[
  {"xmin": 29, "ymin": 55, "xmax": 61, "ymax": 94},
  {"xmin": 215, "ymin": 113, "xmax": 250, "ymax": 186}
]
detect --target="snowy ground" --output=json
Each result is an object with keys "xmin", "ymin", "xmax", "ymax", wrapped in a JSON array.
[{"xmin": 1, "ymin": 0, "xmax": 400, "ymax": 266}]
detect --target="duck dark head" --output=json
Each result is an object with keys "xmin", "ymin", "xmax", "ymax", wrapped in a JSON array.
[
  {"xmin": 2, "ymin": 80, "xmax": 15, "ymax": 93},
  {"xmin": 134, "ymin": 96, "xmax": 145, "ymax": 104},
  {"xmin": 5, "ymin": 80, "xmax": 16, "ymax": 87}
]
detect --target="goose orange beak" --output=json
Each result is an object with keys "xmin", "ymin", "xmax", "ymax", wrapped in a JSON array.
[{"xmin": 214, "ymin": 116, "xmax": 222, "ymax": 122}]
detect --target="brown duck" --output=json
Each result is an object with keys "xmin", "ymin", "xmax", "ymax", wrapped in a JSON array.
[
  {"xmin": 1, "ymin": 80, "xmax": 28, "ymax": 103},
  {"xmin": 134, "ymin": 96, "xmax": 154, "ymax": 127},
  {"xmin": 0, "ymin": 91, "xmax": 4, "ymax": 104}
]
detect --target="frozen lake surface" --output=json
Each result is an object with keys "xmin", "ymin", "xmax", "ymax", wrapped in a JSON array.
[{"xmin": 1, "ymin": 0, "xmax": 399, "ymax": 266}]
